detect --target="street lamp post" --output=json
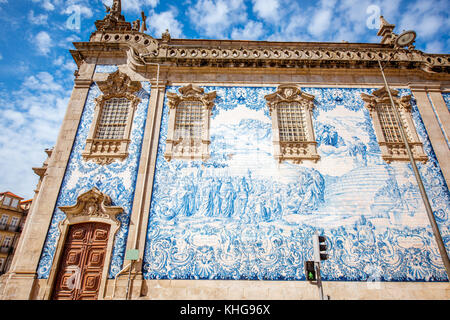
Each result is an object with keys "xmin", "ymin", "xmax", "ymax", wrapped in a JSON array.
[{"xmin": 377, "ymin": 30, "xmax": 450, "ymax": 279}]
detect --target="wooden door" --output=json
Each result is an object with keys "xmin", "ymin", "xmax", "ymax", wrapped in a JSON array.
[{"xmin": 52, "ymin": 222, "xmax": 110, "ymax": 300}]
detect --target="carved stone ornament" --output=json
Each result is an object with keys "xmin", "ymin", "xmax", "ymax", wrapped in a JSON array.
[
  {"xmin": 164, "ymin": 84, "xmax": 217, "ymax": 162},
  {"xmin": 167, "ymin": 84, "xmax": 216, "ymax": 110},
  {"xmin": 265, "ymin": 84, "xmax": 320, "ymax": 164},
  {"xmin": 59, "ymin": 187, "xmax": 123, "ymax": 226},
  {"xmin": 361, "ymin": 87, "xmax": 427, "ymax": 163},
  {"xmin": 265, "ymin": 84, "xmax": 315, "ymax": 115},
  {"xmin": 82, "ymin": 70, "xmax": 142, "ymax": 165}
]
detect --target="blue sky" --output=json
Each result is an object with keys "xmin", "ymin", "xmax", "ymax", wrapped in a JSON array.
[{"xmin": 0, "ymin": 0, "xmax": 448, "ymax": 199}]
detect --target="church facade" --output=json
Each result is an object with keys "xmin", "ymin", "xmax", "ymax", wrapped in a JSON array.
[{"xmin": 1, "ymin": 2, "xmax": 449, "ymax": 299}]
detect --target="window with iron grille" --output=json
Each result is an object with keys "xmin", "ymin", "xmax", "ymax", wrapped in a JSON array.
[
  {"xmin": 377, "ymin": 103, "xmax": 404, "ymax": 143},
  {"xmin": 277, "ymin": 102, "xmax": 308, "ymax": 142},
  {"xmin": 95, "ymin": 98, "xmax": 130, "ymax": 140},
  {"xmin": 361, "ymin": 87, "xmax": 427, "ymax": 164},
  {"xmin": 174, "ymin": 101, "xmax": 204, "ymax": 141}
]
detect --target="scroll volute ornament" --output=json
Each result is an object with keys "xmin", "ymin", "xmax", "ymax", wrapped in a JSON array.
[
  {"xmin": 265, "ymin": 84, "xmax": 320, "ymax": 164},
  {"xmin": 361, "ymin": 87, "xmax": 427, "ymax": 164},
  {"xmin": 361, "ymin": 87, "xmax": 412, "ymax": 113},
  {"xmin": 265, "ymin": 84, "xmax": 315, "ymax": 115},
  {"xmin": 97, "ymin": 70, "xmax": 142, "ymax": 102},
  {"xmin": 82, "ymin": 70, "xmax": 142, "ymax": 165},
  {"xmin": 59, "ymin": 187, "xmax": 123, "ymax": 226},
  {"xmin": 167, "ymin": 84, "xmax": 216, "ymax": 110},
  {"xmin": 164, "ymin": 84, "xmax": 216, "ymax": 161}
]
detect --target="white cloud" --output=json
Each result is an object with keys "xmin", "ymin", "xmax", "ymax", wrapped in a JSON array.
[
  {"xmin": 23, "ymin": 72, "xmax": 64, "ymax": 92},
  {"xmin": 28, "ymin": 10, "xmax": 48, "ymax": 25},
  {"xmin": 34, "ymin": 31, "xmax": 53, "ymax": 55},
  {"xmin": 252, "ymin": 0, "xmax": 279, "ymax": 22},
  {"xmin": 424, "ymin": 40, "xmax": 444, "ymax": 53},
  {"xmin": 0, "ymin": 53, "xmax": 3, "ymax": 60},
  {"xmin": 308, "ymin": 9, "xmax": 333, "ymax": 37},
  {"xmin": 147, "ymin": 9, "xmax": 183, "ymax": 38},
  {"xmin": 0, "ymin": 71, "xmax": 70, "ymax": 199},
  {"xmin": 102, "ymin": 0, "xmax": 159, "ymax": 12},
  {"xmin": 188, "ymin": 0, "xmax": 247, "ymax": 38},
  {"xmin": 31, "ymin": 0, "xmax": 55, "ymax": 11},
  {"xmin": 231, "ymin": 20, "xmax": 264, "ymax": 40}
]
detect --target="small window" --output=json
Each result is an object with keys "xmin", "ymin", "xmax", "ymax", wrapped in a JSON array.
[
  {"xmin": 0, "ymin": 258, "xmax": 5, "ymax": 272},
  {"xmin": 11, "ymin": 199, "xmax": 19, "ymax": 208},
  {"xmin": 10, "ymin": 217, "xmax": 19, "ymax": 227},
  {"xmin": 361, "ymin": 87, "xmax": 427, "ymax": 163},
  {"xmin": 265, "ymin": 84, "xmax": 320, "ymax": 164},
  {"xmin": 95, "ymin": 97, "xmax": 131, "ymax": 140},
  {"xmin": 174, "ymin": 101, "xmax": 204, "ymax": 141},
  {"xmin": 3, "ymin": 197, "xmax": 11, "ymax": 206},
  {"xmin": 0, "ymin": 215, "xmax": 8, "ymax": 225},
  {"xmin": 164, "ymin": 84, "xmax": 216, "ymax": 161},
  {"xmin": 277, "ymin": 102, "xmax": 308, "ymax": 142},
  {"xmin": 82, "ymin": 70, "xmax": 142, "ymax": 165},
  {"xmin": 3, "ymin": 236, "xmax": 12, "ymax": 247}
]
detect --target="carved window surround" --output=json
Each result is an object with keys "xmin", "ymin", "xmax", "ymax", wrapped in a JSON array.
[
  {"xmin": 361, "ymin": 87, "xmax": 427, "ymax": 163},
  {"xmin": 265, "ymin": 84, "xmax": 320, "ymax": 164},
  {"xmin": 164, "ymin": 84, "xmax": 216, "ymax": 161},
  {"xmin": 82, "ymin": 70, "xmax": 142, "ymax": 165},
  {"xmin": 43, "ymin": 187, "xmax": 123, "ymax": 300}
]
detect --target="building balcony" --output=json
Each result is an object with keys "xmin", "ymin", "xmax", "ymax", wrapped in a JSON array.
[
  {"xmin": 0, "ymin": 224, "xmax": 19, "ymax": 232},
  {"xmin": 0, "ymin": 246, "xmax": 11, "ymax": 254}
]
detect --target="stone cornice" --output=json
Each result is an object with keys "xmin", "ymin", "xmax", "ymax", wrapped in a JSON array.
[{"xmin": 69, "ymin": 33, "xmax": 450, "ymax": 76}]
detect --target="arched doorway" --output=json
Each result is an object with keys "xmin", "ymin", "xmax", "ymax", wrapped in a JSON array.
[{"xmin": 52, "ymin": 222, "xmax": 110, "ymax": 300}]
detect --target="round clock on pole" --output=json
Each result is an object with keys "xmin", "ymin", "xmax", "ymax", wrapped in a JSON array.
[{"xmin": 395, "ymin": 30, "xmax": 416, "ymax": 48}]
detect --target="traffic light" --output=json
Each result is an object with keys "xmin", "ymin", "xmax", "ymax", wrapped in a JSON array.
[
  {"xmin": 304, "ymin": 261, "xmax": 316, "ymax": 281},
  {"xmin": 313, "ymin": 234, "xmax": 328, "ymax": 262}
]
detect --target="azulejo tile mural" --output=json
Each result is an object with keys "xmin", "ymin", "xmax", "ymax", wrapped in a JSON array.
[
  {"xmin": 143, "ymin": 86, "xmax": 450, "ymax": 282},
  {"xmin": 443, "ymin": 92, "xmax": 450, "ymax": 112},
  {"xmin": 37, "ymin": 81, "xmax": 151, "ymax": 279}
]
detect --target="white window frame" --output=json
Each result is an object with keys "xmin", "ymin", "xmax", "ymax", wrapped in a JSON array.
[
  {"xmin": 361, "ymin": 87, "xmax": 427, "ymax": 163},
  {"xmin": 82, "ymin": 70, "xmax": 142, "ymax": 165},
  {"xmin": 164, "ymin": 84, "xmax": 216, "ymax": 162},
  {"xmin": 0, "ymin": 215, "xmax": 8, "ymax": 225},
  {"xmin": 11, "ymin": 198, "xmax": 19, "ymax": 208},
  {"xmin": 265, "ymin": 84, "xmax": 320, "ymax": 164},
  {"xmin": 3, "ymin": 196, "xmax": 11, "ymax": 206},
  {"xmin": 10, "ymin": 216, "xmax": 19, "ymax": 227},
  {"xmin": 3, "ymin": 236, "xmax": 12, "ymax": 247}
]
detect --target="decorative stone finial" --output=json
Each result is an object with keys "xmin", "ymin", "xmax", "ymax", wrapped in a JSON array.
[
  {"xmin": 377, "ymin": 16, "xmax": 397, "ymax": 46},
  {"xmin": 95, "ymin": 0, "xmax": 131, "ymax": 31},
  {"xmin": 162, "ymin": 29, "xmax": 171, "ymax": 43}
]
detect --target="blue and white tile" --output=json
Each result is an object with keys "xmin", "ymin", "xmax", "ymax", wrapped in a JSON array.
[{"xmin": 143, "ymin": 86, "xmax": 449, "ymax": 282}]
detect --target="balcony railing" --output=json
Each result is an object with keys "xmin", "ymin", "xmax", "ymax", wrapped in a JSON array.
[
  {"xmin": 0, "ymin": 223, "xmax": 20, "ymax": 232},
  {"xmin": 0, "ymin": 246, "xmax": 11, "ymax": 254}
]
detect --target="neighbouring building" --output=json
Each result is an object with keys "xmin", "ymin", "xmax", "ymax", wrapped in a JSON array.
[
  {"xmin": 0, "ymin": 0, "xmax": 449, "ymax": 300},
  {"xmin": 0, "ymin": 192, "xmax": 30, "ymax": 276}
]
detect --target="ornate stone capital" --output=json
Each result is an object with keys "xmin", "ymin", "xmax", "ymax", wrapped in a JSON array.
[
  {"xmin": 59, "ymin": 188, "xmax": 123, "ymax": 226},
  {"xmin": 82, "ymin": 70, "xmax": 141, "ymax": 165},
  {"xmin": 97, "ymin": 70, "xmax": 142, "ymax": 99},
  {"xmin": 264, "ymin": 84, "xmax": 315, "ymax": 115},
  {"xmin": 167, "ymin": 84, "xmax": 217, "ymax": 110},
  {"xmin": 361, "ymin": 87, "xmax": 412, "ymax": 112}
]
